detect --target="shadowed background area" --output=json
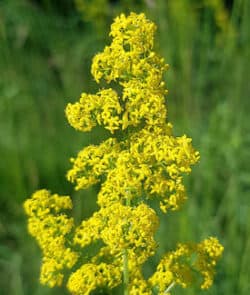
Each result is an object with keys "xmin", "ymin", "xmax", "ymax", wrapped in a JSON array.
[{"xmin": 0, "ymin": 0, "xmax": 249, "ymax": 294}]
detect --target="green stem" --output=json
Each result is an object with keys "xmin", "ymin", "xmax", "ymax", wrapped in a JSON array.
[
  {"xmin": 123, "ymin": 248, "xmax": 129, "ymax": 295},
  {"xmin": 123, "ymin": 196, "xmax": 131, "ymax": 295},
  {"xmin": 164, "ymin": 282, "xmax": 175, "ymax": 293}
]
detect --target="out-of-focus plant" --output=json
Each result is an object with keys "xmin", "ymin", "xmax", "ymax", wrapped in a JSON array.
[
  {"xmin": 74, "ymin": 0, "xmax": 149, "ymax": 33},
  {"xmin": 199, "ymin": 0, "xmax": 235, "ymax": 44},
  {"xmin": 23, "ymin": 12, "xmax": 223, "ymax": 294},
  {"xmin": 74, "ymin": 0, "xmax": 235, "ymax": 43},
  {"xmin": 167, "ymin": 0, "xmax": 235, "ymax": 45},
  {"xmin": 203, "ymin": 0, "xmax": 230, "ymax": 32}
]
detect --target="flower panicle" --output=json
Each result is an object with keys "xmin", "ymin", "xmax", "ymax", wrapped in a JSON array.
[{"xmin": 23, "ymin": 12, "xmax": 223, "ymax": 295}]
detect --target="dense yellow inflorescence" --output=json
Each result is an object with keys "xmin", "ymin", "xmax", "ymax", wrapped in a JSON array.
[
  {"xmin": 149, "ymin": 237, "xmax": 224, "ymax": 293},
  {"xmin": 24, "ymin": 12, "xmax": 223, "ymax": 295},
  {"xmin": 67, "ymin": 262, "xmax": 122, "ymax": 295},
  {"xmin": 66, "ymin": 12, "xmax": 168, "ymax": 133},
  {"xmin": 23, "ymin": 190, "xmax": 79, "ymax": 287},
  {"xmin": 74, "ymin": 202, "xmax": 159, "ymax": 263}
]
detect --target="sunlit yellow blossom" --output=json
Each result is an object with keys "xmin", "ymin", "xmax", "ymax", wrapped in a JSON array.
[
  {"xmin": 67, "ymin": 262, "xmax": 122, "ymax": 295},
  {"xmin": 196, "ymin": 237, "xmax": 224, "ymax": 289},
  {"xmin": 24, "ymin": 190, "xmax": 78, "ymax": 287},
  {"xmin": 67, "ymin": 12, "xmax": 168, "ymax": 133},
  {"xmin": 67, "ymin": 138, "xmax": 120, "ymax": 190},
  {"xmin": 68, "ymin": 120, "xmax": 199, "ymax": 211},
  {"xmin": 74, "ymin": 202, "xmax": 159, "ymax": 264},
  {"xmin": 66, "ymin": 89, "xmax": 122, "ymax": 133},
  {"xmin": 129, "ymin": 268, "xmax": 152, "ymax": 295},
  {"xmin": 24, "ymin": 189, "xmax": 72, "ymax": 217},
  {"xmin": 92, "ymin": 13, "xmax": 157, "ymax": 82},
  {"xmin": 149, "ymin": 238, "xmax": 224, "ymax": 292},
  {"xmin": 24, "ymin": 12, "xmax": 223, "ymax": 295}
]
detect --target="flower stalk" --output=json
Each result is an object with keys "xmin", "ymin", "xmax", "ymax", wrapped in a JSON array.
[
  {"xmin": 164, "ymin": 282, "xmax": 175, "ymax": 294},
  {"xmin": 123, "ymin": 196, "xmax": 131, "ymax": 295},
  {"xmin": 123, "ymin": 248, "xmax": 129, "ymax": 295}
]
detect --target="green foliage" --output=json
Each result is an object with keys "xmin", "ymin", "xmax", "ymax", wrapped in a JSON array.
[{"xmin": 0, "ymin": 0, "xmax": 249, "ymax": 294}]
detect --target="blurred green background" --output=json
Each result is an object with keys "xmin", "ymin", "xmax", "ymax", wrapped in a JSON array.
[{"xmin": 0, "ymin": 0, "xmax": 249, "ymax": 294}]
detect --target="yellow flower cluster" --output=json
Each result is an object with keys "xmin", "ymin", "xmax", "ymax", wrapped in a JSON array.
[
  {"xmin": 24, "ymin": 12, "xmax": 223, "ymax": 295},
  {"xmin": 74, "ymin": 203, "xmax": 159, "ymax": 263},
  {"xmin": 67, "ymin": 138, "xmax": 120, "ymax": 190},
  {"xmin": 68, "ymin": 124, "xmax": 199, "ymax": 212},
  {"xmin": 149, "ymin": 237, "xmax": 224, "ymax": 293},
  {"xmin": 23, "ymin": 190, "xmax": 78, "ymax": 287},
  {"xmin": 67, "ymin": 262, "xmax": 122, "ymax": 295},
  {"xmin": 66, "ymin": 12, "xmax": 168, "ymax": 133},
  {"xmin": 66, "ymin": 12, "xmax": 199, "ymax": 213},
  {"xmin": 129, "ymin": 268, "xmax": 152, "ymax": 295},
  {"xmin": 66, "ymin": 89, "xmax": 122, "ymax": 133}
]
